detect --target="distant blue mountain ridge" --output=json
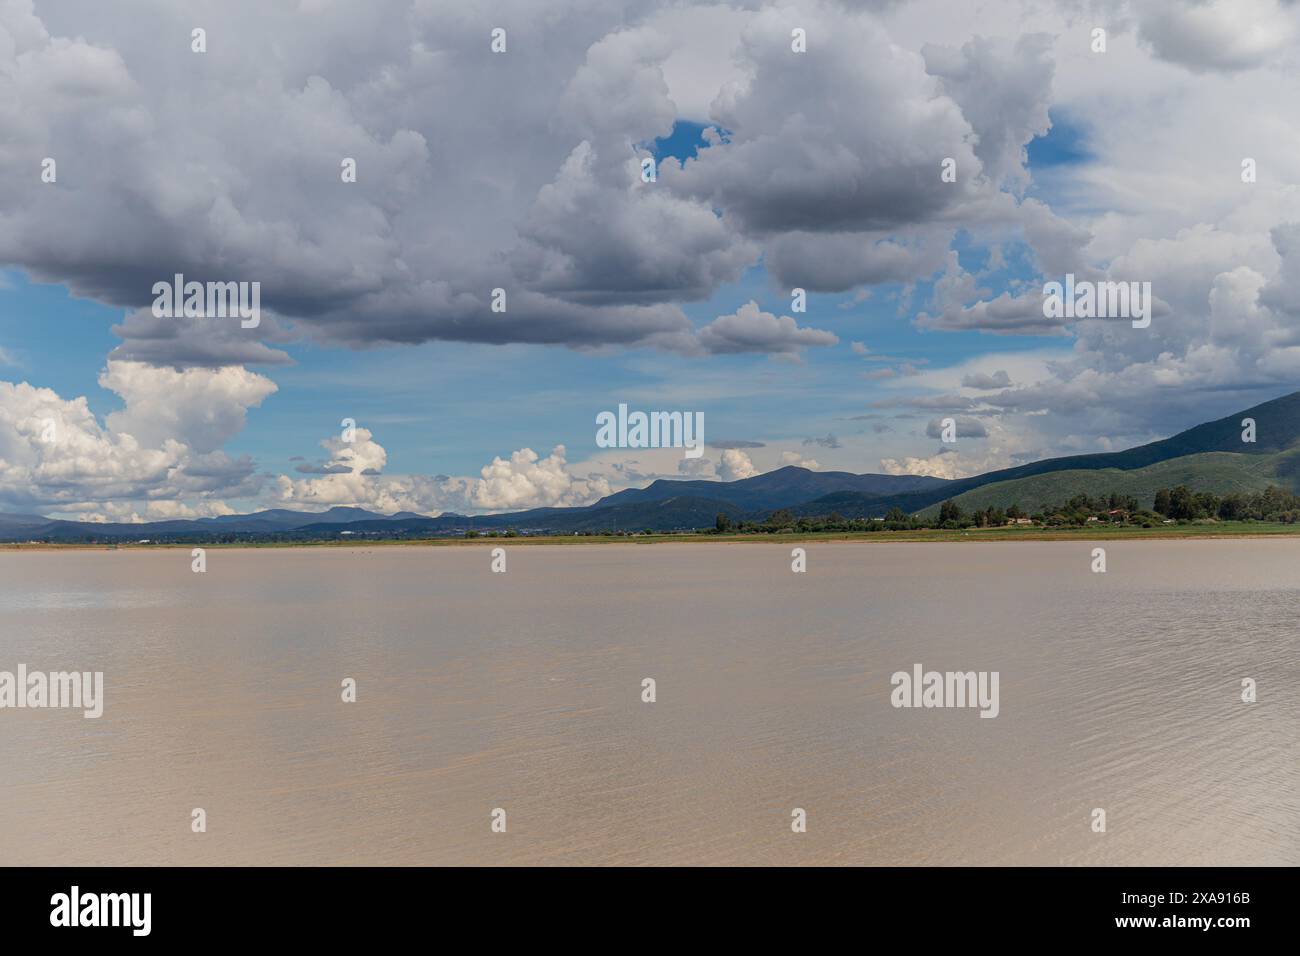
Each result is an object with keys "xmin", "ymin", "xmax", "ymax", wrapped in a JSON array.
[{"xmin": 5, "ymin": 389, "xmax": 1300, "ymax": 540}]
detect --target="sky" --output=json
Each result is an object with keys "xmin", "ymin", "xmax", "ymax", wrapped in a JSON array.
[{"xmin": 3, "ymin": 0, "xmax": 1300, "ymax": 521}]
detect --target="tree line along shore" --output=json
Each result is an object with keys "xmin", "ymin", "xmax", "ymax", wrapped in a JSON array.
[{"xmin": 7, "ymin": 485, "xmax": 1300, "ymax": 549}]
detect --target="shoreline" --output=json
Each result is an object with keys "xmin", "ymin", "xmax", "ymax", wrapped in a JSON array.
[{"xmin": 4, "ymin": 522, "xmax": 1300, "ymax": 551}]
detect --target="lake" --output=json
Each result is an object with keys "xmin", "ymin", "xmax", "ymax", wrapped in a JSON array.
[{"xmin": 1, "ymin": 540, "xmax": 1296, "ymax": 865}]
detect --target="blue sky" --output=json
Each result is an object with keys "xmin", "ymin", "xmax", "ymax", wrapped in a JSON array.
[
  {"xmin": 1, "ymin": 113, "xmax": 1075, "ymax": 481},
  {"xmin": 0, "ymin": 178, "xmax": 1060, "ymax": 495},
  {"xmin": 4, "ymin": 0, "xmax": 1300, "ymax": 520}
]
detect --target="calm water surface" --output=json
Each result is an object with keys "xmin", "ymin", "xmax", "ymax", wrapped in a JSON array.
[{"xmin": 1, "ymin": 540, "xmax": 1297, "ymax": 865}]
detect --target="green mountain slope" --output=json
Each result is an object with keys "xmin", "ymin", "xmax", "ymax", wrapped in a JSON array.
[
  {"xmin": 917, "ymin": 449, "xmax": 1300, "ymax": 517},
  {"xmin": 835, "ymin": 388, "xmax": 1300, "ymax": 517}
]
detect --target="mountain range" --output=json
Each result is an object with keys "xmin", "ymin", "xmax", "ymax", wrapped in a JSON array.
[{"xmin": 4, "ymin": 390, "xmax": 1300, "ymax": 541}]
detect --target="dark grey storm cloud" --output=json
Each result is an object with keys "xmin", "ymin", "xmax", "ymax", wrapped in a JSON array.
[
  {"xmin": 961, "ymin": 369, "xmax": 1014, "ymax": 389},
  {"xmin": 922, "ymin": 34, "xmax": 1054, "ymax": 191},
  {"xmin": 109, "ymin": 309, "xmax": 296, "ymax": 368},
  {"xmin": 1258, "ymin": 224, "xmax": 1300, "ymax": 319},
  {"xmin": 917, "ymin": 291, "xmax": 1066, "ymax": 336},
  {"xmin": 925, "ymin": 416, "xmax": 988, "ymax": 438},
  {"xmin": 0, "ymin": 0, "xmax": 1069, "ymax": 363},
  {"xmin": 1134, "ymin": 0, "xmax": 1296, "ymax": 73},
  {"xmin": 695, "ymin": 302, "xmax": 838, "ymax": 355}
]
